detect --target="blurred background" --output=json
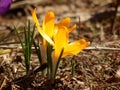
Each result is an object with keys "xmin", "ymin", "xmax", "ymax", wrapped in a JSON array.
[
  {"xmin": 1, "ymin": 0, "xmax": 120, "ymax": 89},
  {"xmin": 1, "ymin": 0, "xmax": 120, "ymax": 43}
]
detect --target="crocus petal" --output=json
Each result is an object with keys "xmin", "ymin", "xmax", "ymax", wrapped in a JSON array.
[
  {"xmin": 43, "ymin": 11, "xmax": 54, "ymax": 37},
  {"xmin": 62, "ymin": 39, "xmax": 90, "ymax": 57},
  {"xmin": 32, "ymin": 8, "xmax": 54, "ymax": 45},
  {"xmin": 53, "ymin": 26, "xmax": 68, "ymax": 59},
  {"xmin": 32, "ymin": 8, "xmax": 40, "ymax": 27},
  {"xmin": 57, "ymin": 17, "xmax": 70, "ymax": 27},
  {"xmin": 0, "ymin": 0, "xmax": 12, "ymax": 15},
  {"xmin": 57, "ymin": 17, "xmax": 76, "ymax": 33},
  {"xmin": 68, "ymin": 24, "xmax": 76, "ymax": 33},
  {"xmin": 52, "ymin": 26, "xmax": 68, "ymax": 78}
]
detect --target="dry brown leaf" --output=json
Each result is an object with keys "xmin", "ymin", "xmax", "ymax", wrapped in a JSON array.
[{"xmin": 0, "ymin": 74, "xmax": 7, "ymax": 90}]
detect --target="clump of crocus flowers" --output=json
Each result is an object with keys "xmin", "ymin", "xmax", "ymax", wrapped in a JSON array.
[
  {"xmin": 32, "ymin": 8, "xmax": 90, "ymax": 83},
  {"xmin": 0, "ymin": 0, "xmax": 12, "ymax": 15}
]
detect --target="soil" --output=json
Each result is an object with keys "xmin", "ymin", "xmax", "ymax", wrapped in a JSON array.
[{"xmin": 1, "ymin": 0, "xmax": 120, "ymax": 90}]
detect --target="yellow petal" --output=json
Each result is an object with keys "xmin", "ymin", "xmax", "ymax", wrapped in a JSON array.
[
  {"xmin": 62, "ymin": 39, "xmax": 90, "ymax": 57},
  {"xmin": 52, "ymin": 26, "xmax": 69, "ymax": 77},
  {"xmin": 57, "ymin": 17, "xmax": 76, "ymax": 33},
  {"xmin": 53, "ymin": 26, "xmax": 68, "ymax": 58},
  {"xmin": 32, "ymin": 8, "xmax": 54, "ymax": 45},
  {"xmin": 32, "ymin": 8, "xmax": 40, "ymax": 27},
  {"xmin": 68, "ymin": 24, "xmax": 76, "ymax": 33},
  {"xmin": 57, "ymin": 17, "xmax": 70, "ymax": 27},
  {"xmin": 43, "ymin": 11, "xmax": 55, "ymax": 37}
]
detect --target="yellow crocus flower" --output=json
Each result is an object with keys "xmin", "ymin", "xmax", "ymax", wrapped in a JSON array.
[{"xmin": 32, "ymin": 8, "xmax": 90, "ymax": 79}]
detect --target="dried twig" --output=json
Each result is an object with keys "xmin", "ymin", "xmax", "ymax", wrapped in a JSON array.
[
  {"xmin": 86, "ymin": 46, "xmax": 120, "ymax": 50},
  {"xmin": 0, "ymin": 45, "xmax": 120, "ymax": 51}
]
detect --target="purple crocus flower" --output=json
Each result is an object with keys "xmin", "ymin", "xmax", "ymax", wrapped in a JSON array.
[{"xmin": 0, "ymin": 0, "xmax": 12, "ymax": 15}]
